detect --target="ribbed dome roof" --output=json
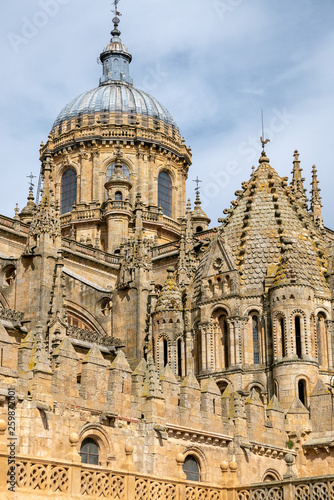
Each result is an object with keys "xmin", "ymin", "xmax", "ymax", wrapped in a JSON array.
[
  {"xmin": 52, "ymin": 15, "xmax": 178, "ymax": 131},
  {"xmin": 52, "ymin": 83, "xmax": 178, "ymax": 129}
]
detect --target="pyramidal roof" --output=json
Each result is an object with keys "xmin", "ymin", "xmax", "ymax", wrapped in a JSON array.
[{"xmin": 218, "ymin": 150, "xmax": 329, "ymax": 296}]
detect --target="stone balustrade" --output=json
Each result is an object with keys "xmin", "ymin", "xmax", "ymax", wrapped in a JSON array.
[
  {"xmin": 61, "ymin": 238, "xmax": 121, "ymax": 266},
  {"xmin": 1, "ymin": 450, "xmax": 333, "ymax": 499}
]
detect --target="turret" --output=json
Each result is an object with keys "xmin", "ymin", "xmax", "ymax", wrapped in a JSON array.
[
  {"xmin": 191, "ymin": 181, "xmax": 211, "ymax": 233},
  {"xmin": 152, "ymin": 268, "xmax": 185, "ymax": 376},
  {"xmin": 104, "ymin": 152, "xmax": 133, "ymax": 251}
]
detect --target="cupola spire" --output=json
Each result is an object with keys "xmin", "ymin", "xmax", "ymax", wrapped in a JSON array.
[
  {"xmin": 111, "ymin": 0, "xmax": 122, "ymax": 36},
  {"xmin": 310, "ymin": 164, "xmax": 323, "ymax": 228},
  {"xmin": 99, "ymin": 0, "xmax": 133, "ymax": 86}
]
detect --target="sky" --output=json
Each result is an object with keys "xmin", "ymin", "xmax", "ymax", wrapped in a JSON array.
[{"xmin": 1, "ymin": 0, "xmax": 334, "ymax": 228}]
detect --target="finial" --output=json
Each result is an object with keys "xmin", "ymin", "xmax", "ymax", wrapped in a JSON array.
[
  {"xmin": 260, "ymin": 109, "xmax": 270, "ymax": 158},
  {"xmin": 14, "ymin": 203, "xmax": 20, "ymax": 220},
  {"xmin": 193, "ymin": 176, "xmax": 202, "ymax": 205},
  {"xmin": 258, "ymin": 110, "xmax": 270, "ymax": 164},
  {"xmin": 193, "ymin": 176, "xmax": 202, "ymax": 195},
  {"xmin": 111, "ymin": 0, "xmax": 122, "ymax": 37},
  {"xmin": 27, "ymin": 172, "xmax": 36, "ymax": 191}
]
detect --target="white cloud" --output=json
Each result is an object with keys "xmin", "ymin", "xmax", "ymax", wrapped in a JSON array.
[{"xmin": 1, "ymin": 0, "xmax": 334, "ymax": 229}]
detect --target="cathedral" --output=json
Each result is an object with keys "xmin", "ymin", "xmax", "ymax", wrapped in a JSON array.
[{"xmin": 0, "ymin": 4, "xmax": 333, "ymax": 500}]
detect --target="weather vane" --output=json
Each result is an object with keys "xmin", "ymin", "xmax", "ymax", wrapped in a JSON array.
[
  {"xmin": 112, "ymin": 0, "xmax": 122, "ymax": 17},
  {"xmin": 260, "ymin": 109, "xmax": 270, "ymax": 150},
  {"xmin": 193, "ymin": 176, "xmax": 202, "ymax": 196},
  {"xmin": 27, "ymin": 172, "xmax": 36, "ymax": 190}
]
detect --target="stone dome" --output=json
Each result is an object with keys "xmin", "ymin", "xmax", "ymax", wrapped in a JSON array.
[{"xmin": 52, "ymin": 83, "xmax": 178, "ymax": 130}]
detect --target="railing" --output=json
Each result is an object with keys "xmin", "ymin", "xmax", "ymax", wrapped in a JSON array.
[
  {"xmin": 194, "ymin": 228, "xmax": 218, "ymax": 241},
  {"xmin": 162, "ymin": 216, "xmax": 181, "ymax": 233},
  {"xmin": 61, "ymin": 238, "xmax": 121, "ymax": 266},
  {"xmin": 105, "ymin": 200, "xmax": 132, "ymax": 212},
  {"xmin": 0, "ymin": 215, "xmax": 29, "ymax": 235},
  {"xmin": 236, "ymin": 475, "xmax": 334, "ymax": 500},
  {"xmin": 237, "ymin": 485, "xmax": 283, "ymax": 499},
  {"xmin": 4, "ymin": 455, "xmax": 224, "ymax": 499},
  {"xmin": 155, "ymin": 241, "xmax": 180, "ymax": 256},
  {"xmin": 60, "ymin": 207, "xmax": 102, "ymax": 224},
  {"xmin": 2, "ymin": 453, "xmax": 334, "ymax": 500},
  {"xmin": 142, "ymin": 210, "xmax": 160, "ymax": 222}
]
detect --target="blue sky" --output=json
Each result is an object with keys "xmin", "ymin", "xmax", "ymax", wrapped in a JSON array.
[{"xmin": 1, "ymin": 0, "xmax": 334, "ymax": 227}]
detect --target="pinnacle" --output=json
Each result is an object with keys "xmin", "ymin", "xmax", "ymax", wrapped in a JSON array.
[
  {"xmin": 181, "ymin": 371, "xmax": 200, "ymax": 390},
  {"xmin": 110, "ymin": 350, "xmax": 132, "ymax": 372}
]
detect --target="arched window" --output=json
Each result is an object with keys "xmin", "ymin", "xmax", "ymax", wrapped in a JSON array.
[
  {"xmin": 80, "ymin": 438, "xmax": 99, "ymax": 465},
  {"xmin": 115, "ymin": 191, "xmax": 123, "ymax": 201},
  {"xmin": 183, "ymin": 455, "xmax": 200, "ymax": 482},
  {"xmin": 106, "ymin": 163, "xmax": 130, "ymax": 180},
  {"xmin": 177, "ymin": 338, "xmax": 182, "ymax": 377},
  {"xmin": 280, "ymin": 317, "xmax": 286, "ymax": 357},
  {"xmin": 298, "ymin": 379, "xmax": 307, "ymax": 406},
  {"xmin": 195, "ymin": 325, "xmax": 202, "ymax": 375},
  {"xmin": 196, "ymin": 226, "xmax": 203, "ymax": 233},
  {"xmin": 252, "ymin": 315, "xmax": 260, "ymax": 364},
  {"xmin": 163, "ymin": 338, "xmax": 168, "ymax": 367},
  {"xmin": 295, "ymin": 316, "xmax": 302, "ymax": 358},
  {"xmin": 316, "ymin": 313, "xmax": 328, "ymax": 366},
  {"xmin": 61, "ymin": 169, "xmax": 77, "ymax": 214},
  {"xmin": 158, "ymin": 171, "xmax": 172, "ymax": 218},
  {"xmin": 218, "ymin": 314, "xmax": 229, "ymax": 368},
  {"xmin": 274, "ymin": 380, "xmax": 279, "ymax": 398}
]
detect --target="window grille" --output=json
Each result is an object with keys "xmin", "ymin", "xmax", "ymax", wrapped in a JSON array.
[
  {"xmin": 183, "ymin": 456, "xmax": 200, "ymax": 482},
  {"xmin": 80, "ymin": 438, "xmax": 99, "ymax": 465}
]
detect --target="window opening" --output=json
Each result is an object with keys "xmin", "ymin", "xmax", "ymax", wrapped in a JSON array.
[
  {"xmin": 163, "ymin": 339, "xmax": 168, "ymax": 367},
  {"xmin": 177, "ymin": 338, "xmax": 182, "ymax": 377},
  {"xmin": 80, "ymin": 438, "xmax": 99, "ymax": 465},
  {"xmin": 280, "ymin": 317, "xmax": 285, "ymax": 356},
  {"xmin": 61, "ymin": 169, "xmax": 77, "ymax": 214},
  {"xmin": 158, "ymin": 171, "xmax": 172, "ymax": 218},
  {"xmin": 252, "ymin": 315, "xmax": 260, "ymax": 364},
  {"xmin": 183, "ymin": 456, "xmax": 200, "ymax": 482},
  {"xmin": 295, "ymin": 316, "xmax": 302, "ymax": 358},
  {"xmin": 298, "ymin": 379, "xmax": 307, "ymax": 406}
]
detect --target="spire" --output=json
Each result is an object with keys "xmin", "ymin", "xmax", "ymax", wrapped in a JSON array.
[
  {"xmin": 19, "ymin": 185, "xmax": 37, "ymax": 225},
  {"xmin": 259, "ymin": 110, "xmax": 270, "ymax": 164},
  {"xmin": 99, "ymin": 0, "xmax": 133, "ymax": 86},
  {"xmin": 191, "ymin": 177, "xmax": 211, "ymax": 231},
  {"xmin": 291, "ymin": 150, "xmax": 308, "ymax": 207},
  {"xmin": 310, "ymin": 165, "xmax": 323, "ymax": 228}
]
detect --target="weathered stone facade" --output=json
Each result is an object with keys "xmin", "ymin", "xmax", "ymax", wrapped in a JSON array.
[{"xmin": 0, "ymin": 7, "xmax": 334, "ymax": 499}]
